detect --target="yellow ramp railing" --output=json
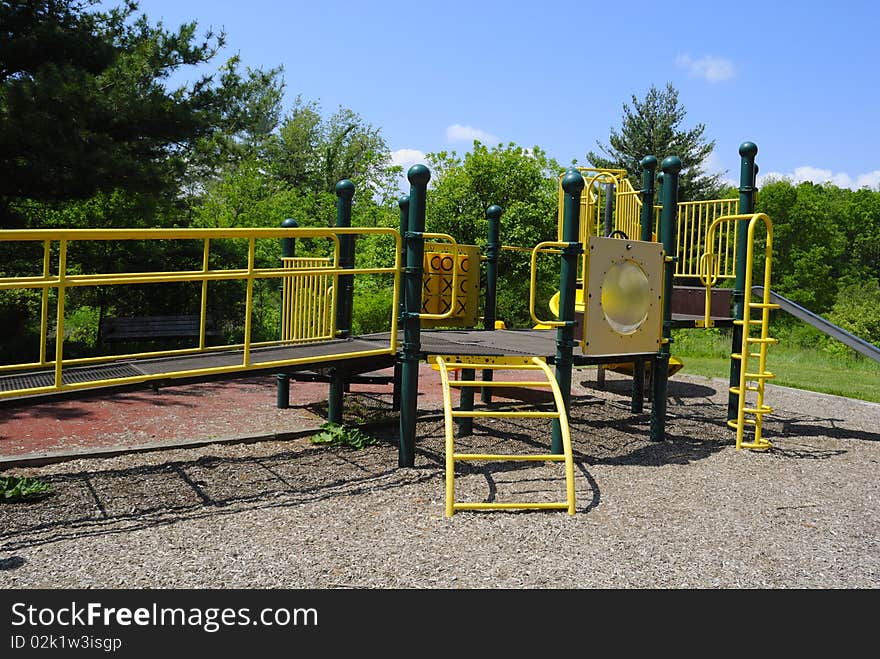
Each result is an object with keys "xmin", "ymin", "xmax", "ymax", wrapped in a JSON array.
[
  {"xmin": 434, "ymin": 355, "xmax": 576, "ymax": 516},
  {"xmin": 0, "ymin": 227, "xmax": 401, "ymax": 399},
  {"xmin": 280, "ymin": 256, "xmax": 335, "ymax": 342}
]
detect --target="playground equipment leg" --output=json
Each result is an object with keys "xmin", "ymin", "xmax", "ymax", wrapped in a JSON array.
[
  {"xmin": 481, "ymin": 205, "xmax": 503, "ymax": 404},
  {"xmin": 551, "ymin": 169, "xmax": 584, "ymax": 454},
  {"xmin": 650, "ymin": 156, "xmax": 681, "ymax": 442},
  {"xmin": 631, "ymin": 358, "xmax": 645, "ymax": 413},
  {"xmin": 328, "ymin": 367, "xmax": 344, "ymax": 424},
  {"xmin": 458, "ymin": 368, "xmax": 475, "ymax": 436},
  {"xmin": 399, "ymin": 165, "xmax": 430, "ymax": 467},
  {"xmin": 276, "ymin": 373, "xmax": 290, "ymax": 409},
  {"xmin": 728, "ymin": 142, "xmax": 758, "ymax": 421},
  {"xmin": 276, "ymin": 217, "xmax": 299, "ymax": 409}
]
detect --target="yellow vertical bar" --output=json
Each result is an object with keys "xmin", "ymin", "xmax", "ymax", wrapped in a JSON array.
[
  {"xmin": 435, "ymin": 356, "xmax": 457, "ymax": 517},
  {"xmin": 54, "ymin": 240, "xmax": 68, "ymax": 388},
  {"xmin": 243, "ymin": 237, "xmax": 254, "ymax": 366},
  {"xmin": 39, "ymin": 239, "xmax": 50, "ymax": 365},
  {"xmin": 199, "ymin": 238, "xmax": 210, "ymax": 350}
]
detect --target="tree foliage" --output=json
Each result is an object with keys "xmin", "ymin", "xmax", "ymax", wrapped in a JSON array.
[
  {"xmin": 0, "ymin": 0, "xmax": 272, "ymax": 225},
  {"xmin": 588, "ymin": 83, "xmax": 723, "ymax": 200},
  {"xmin": 425, "ymin": 142, "xmax": 562, "ymax": 327}
]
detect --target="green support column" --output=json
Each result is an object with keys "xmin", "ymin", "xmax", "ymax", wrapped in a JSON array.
[
  {"xmin": 328, "ymin": 179, "xmax": 355, "ymax": 424},
  {"xmin": 399, "ymin": 164, "xmax": 430, "ymax": 468},
  {"xmin": 276, "ymin": 217, "xmax": 298, "ymax": 409},
  {"xmin": 392, "ymin": 195, "xmax": 409, "ymax": 413},
  {"xmin": 481, "ymin": 204, "xmax": 503, "ymax": 404},
  {"xmin": 727, "ymin": 142, "xmax": 758, "ymax": 421},
  {"xmin": 632, "ymin": 156, "xmax": 658, "ymax": 413},
  {"xmin": 458, "ymin": 368, "xmax": 475, "ymax": 436},
  {"xmin": 551, "ymin": 169, "xmax": 584, "ymax": 454},
  {"xmin": 650, "ymin": 156, "xmax": 682, "ymax": 442}
]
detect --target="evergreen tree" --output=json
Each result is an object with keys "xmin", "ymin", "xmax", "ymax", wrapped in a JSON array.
[{"xmin": 588, "ymin": 83, "xmax": 723, "ymax": 200}]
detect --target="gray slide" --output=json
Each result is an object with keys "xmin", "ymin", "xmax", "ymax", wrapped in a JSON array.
[{"xmin": 752, "ymin": 286, "xmax": 880, "ymax": 363}]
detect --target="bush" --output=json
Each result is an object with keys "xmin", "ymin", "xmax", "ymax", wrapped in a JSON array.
[{"xmin": 825, "ymin": 280, "xmax": 880, "ymax": 356}]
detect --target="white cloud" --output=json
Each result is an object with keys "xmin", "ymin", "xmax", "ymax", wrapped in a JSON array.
[
  {"xmin": 675, "ymin": 54, "xmax": 735, "ymax": 82},
  {"xmin": 757, "ymin": 167, "xmax": 880, "ymax": 190},
  {"xmin": 391, "ymin": 148, "xmax": 426, "ymax": 169},
  {"xmin": 446, "ymin": 124, "xmax": 500, "ymax": 145}
]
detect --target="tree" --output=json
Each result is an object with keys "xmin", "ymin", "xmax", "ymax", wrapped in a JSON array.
[
  {"xmin": 0, "ymin": 0, "xmax": 270, "ymax": 225},
  {"xmin": 270, "ymin": 97, "xmax": 400, "ymax": 207},
  {"xmin": 425, "ymin": 142, "xmax": 562, "ymax": 327},
  {"xmin": 588, "ymin": 83, "xmax": 723, "ymax": 200}
]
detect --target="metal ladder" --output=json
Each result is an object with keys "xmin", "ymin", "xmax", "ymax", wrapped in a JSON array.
[
  {"xmin": 728, "ymin": 213, "xmax": 778, "ymax": 450},
  {"xmin": 433, "ymin": 355, "xmax": 576, "ymax": 516}
]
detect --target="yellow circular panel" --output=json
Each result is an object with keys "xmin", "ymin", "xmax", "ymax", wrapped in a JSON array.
[{"xmin": 600, "ymin": 259, "xmax": 651, "ymax": 335}]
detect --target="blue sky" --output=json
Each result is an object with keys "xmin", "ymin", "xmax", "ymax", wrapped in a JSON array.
[{"xmin": 135, "ymin": 0, "xmax": 878, "ymax": 190}]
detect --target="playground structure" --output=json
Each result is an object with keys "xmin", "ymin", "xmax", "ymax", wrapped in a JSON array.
[{"xmin": 0, "ymin": 142, "xmax": 784, "ymax": 514}]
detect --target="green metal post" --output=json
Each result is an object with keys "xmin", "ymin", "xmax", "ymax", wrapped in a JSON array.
[
  {"xmin": 458, "ymin": 368, "xmax": 475, "ymax": 436},
  {"xmin": 632, "ymin": 156, "xmax": 658, "ymax": 413},
  {"xmin": 727, "ymin": 142, "xmax": 758, "ymax": 421},
  {"xmin": 392, "ymin": 195, "xmax": 409, "ymax": 412},
  {"xmin": 551, "ymin": 169, "xmax": 584, "ymax": 454},
  {"xmin": 399, "ymin": 164, "xmax": 430, "ymax": 467},
  {"xmin": 481, "ymin": 204, "xmax": 503, "ymax": 404},
  {"xmin": 398, "ymin": 195, "xmax": 410, "ymax": 319},
  {"xmin": 650, "ymin": 156, "xmax": 681, "ymax": 442},
  {"xmin": 276, "ymin": 217, "xmax": 298, "ymax": 409},
  {"xmin": 328, "ymin": 179, "xmax": 355, "ymax": 424}
]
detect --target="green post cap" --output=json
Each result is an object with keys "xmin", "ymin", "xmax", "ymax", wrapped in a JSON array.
[
  {"xmin": 281, "ymin": 218, "xmax": 299, "ymax": 228},
  {"xmin": 562, "ymin": 169, "xmax": 585, "ymax": 194},
  {"xmin": 486, "ymin": 204, "xmax": 503, "ymax": 220},
  {"xmin": 640, "ymin": 155, "xmax": 658, "ymax": 171},
  {"xmin": 739, "ymin": 142, "xmax": 758, "ymax": 159},
  {"xmin": 398, "ymin": 195, "xmax": 409, "ymax": 210},
  {"xmin": 661, "ymin": 156, "xmax": 682, "ymax": 174},
  {"xmin": 407, "ymin": 164, "xmax": 431, "ymax": 187},
  {"xmin": 335, "ymin": 179, "xmax": 355, "ymax": 199}
]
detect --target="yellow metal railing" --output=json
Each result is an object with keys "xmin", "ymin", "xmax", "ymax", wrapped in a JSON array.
[
  {"xmin": 0, "ymin": 227, "xmax": 402, "ymax": 399},
  {"xmin": 726, "ymin": 214, "xmax": 777, "ymax": 451},
  {"xmin": 676, "ymin": 198, "xmax": 739, "ymax": 280},
  {"xmin": 557, "ymin": 167, "xmax": 739, "ymax": 280},
  {"xmin": 435, "ymin": 354, "xmax": 576, "ymax": 516},
  {"xmin": 280, "ymin": 256, "xmax": 335, "ymax": 342}
]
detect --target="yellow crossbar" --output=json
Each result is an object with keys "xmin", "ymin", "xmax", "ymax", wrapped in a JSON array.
[{"xmin": 454, "ymin": 453, "xmax": 566, "ymax": 462}]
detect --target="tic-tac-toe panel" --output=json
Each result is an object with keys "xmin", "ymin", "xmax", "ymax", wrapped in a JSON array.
[{"xmin": 582, "ymin": 236, "xmax": 664, "ymax": 356}]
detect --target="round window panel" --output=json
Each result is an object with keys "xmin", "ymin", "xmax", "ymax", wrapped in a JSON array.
[{"xmin": 600, "ymin": 259, "xmax": 651, "ymax": 335}]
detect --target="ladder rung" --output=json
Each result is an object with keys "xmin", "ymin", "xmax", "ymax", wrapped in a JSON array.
[
  {"xmin": 744, "ymin": 371, "xmax": 775, "ymax": 379},
  {"xmin": 742, "ymin": 406, "xmax": 773, "ymax": 414},
  {"xmin": 746, "ymin": 337, "xmax": 778, "ymax": 344},
  {"xmin": 451, "ymin": 410, "xmax": 559, "ymax": 419},
  {"xmin": 448, "ymin": 380, "xmax": 553, "ymax": 388},
  {"xmin": 437, "ymin": 362, "xmax": 544, "ymax": 371},
  {"xmin": 452, "ymin": 502, "xmax": 571, "ymax": 511},
  {"xmin": 749, "ymin": 302, "xmax": 780, "ymax": 309},
  {"xmin": 733, "ymin": 319, "xmax": 764, "ymax": 326},
  {"xmin": 454, "ymin": 453, "xmax": 566, "ymax": 462},
  {"xmin": 739, "ymin": 440, "xmax": 772, "ymax": 451},
  {"xmin": 730, "ymin": 386, "xmax": 761, "ymax": 395},
  {"xmin": 728, "ymin": 418, "xmax": 760, "ymax": 429}
]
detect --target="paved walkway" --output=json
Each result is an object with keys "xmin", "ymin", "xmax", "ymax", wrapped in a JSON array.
[{"xmin": 1, "ymin": 362, "xmax": 586, "ymax": 467}]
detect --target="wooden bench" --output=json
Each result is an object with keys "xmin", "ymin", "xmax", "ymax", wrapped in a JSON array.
[{"xmin": 99, "ymin": 315, "xmax": 220, "ymax": 344}]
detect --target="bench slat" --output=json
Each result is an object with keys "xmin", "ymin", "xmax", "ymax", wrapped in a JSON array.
[{"xmin": 100, "ymin": 315, "xmax": 220, "ymax": 342}]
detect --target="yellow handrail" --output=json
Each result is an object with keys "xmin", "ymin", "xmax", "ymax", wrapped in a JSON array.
[
  {"xmin": 529, "ymin": 240, "xmax": 571, "ymax": 328},
  {"xmin": 418, "ymin": 232, "xmax": 460, "ymax": 321},
  {"xmin": 0, "ymin": 226, "xmax": 402, "ymax": 399}
]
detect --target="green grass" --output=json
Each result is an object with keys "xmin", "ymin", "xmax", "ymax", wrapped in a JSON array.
[{"xmin": 671, "ymin": 329, "xmax": 880, "ymax": 403}]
